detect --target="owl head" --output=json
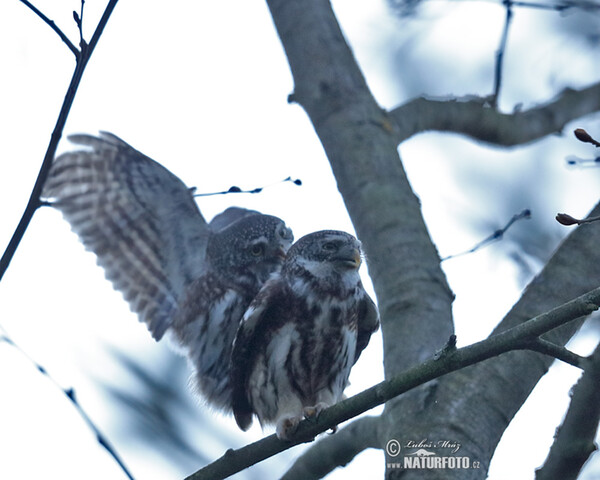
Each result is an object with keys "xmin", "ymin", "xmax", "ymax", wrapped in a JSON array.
[
  {"xmin": 207, "ymin": 214, "xmax": 294, "ymax": 286},
  {"xmin": 284, "ymin": 230, "xmax": 363, "ymax": 281}
]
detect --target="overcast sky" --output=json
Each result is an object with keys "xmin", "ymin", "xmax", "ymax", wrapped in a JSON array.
[{"xmin": 1, "ymin": 1, "xmax": 599, "ymax": 479}]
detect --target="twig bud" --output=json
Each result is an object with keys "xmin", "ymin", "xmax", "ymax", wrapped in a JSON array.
[
  {"xmin": 574, "ymin": 129, "xmax": 600, "ymax": 147},
  {"xmin": 556, "ymin": 213, "xmax": 580, "ymax": 226}
]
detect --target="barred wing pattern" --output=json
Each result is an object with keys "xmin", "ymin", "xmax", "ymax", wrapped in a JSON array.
[{"xmin": 43, "ymin": 132, "xmax": 209, "ymax": 340}]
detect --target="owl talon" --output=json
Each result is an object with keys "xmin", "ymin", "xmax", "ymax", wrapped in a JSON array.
[
  {"xmin": 303, "ymin": 402, "xmax": 329, "ymax": 420},
  {"xmin": 276, "ymin": 415, "xmax": 302, "ymax": 440}
]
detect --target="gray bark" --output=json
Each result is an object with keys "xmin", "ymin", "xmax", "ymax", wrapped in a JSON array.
[{"xmin": 262, "ymin": 1, "xmax": 600, "ymax": 479}]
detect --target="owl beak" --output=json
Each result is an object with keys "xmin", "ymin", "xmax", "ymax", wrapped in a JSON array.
[
  {"xmin": 335, "ymin": 247, "xmax": 362, "ymax": 270},
  {"xmin": 276, "ymin": 246, "xmax": 287, "ymax": 261}
]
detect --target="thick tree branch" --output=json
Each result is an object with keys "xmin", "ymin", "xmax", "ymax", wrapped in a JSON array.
[
  {"xmin": 186, "ymin": 286, "xmax": 600, "ymax": 480},
  {"xmin": 389, "ymin": 82, "xmax": 600, "ymax": 146},
  {"xmin": 280, "ymin": 416, "xmax": 381, "ymax": 480},
  {"xmin": 536, "ymin": 342, "xmax": 600, "ymax": 480},
  {"xmin": 0, "ymin": 0, "xmax": 119, "ymax": 282},
  {"xmin": 391, "ymin": 202, "xmax": 600, "ymax": 480}
]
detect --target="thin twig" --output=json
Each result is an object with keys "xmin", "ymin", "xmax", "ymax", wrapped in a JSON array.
[
  {"xmin": 192, "ymin": 177, "xmax": 302, "ymax": 197},
  {"xmin": 510, "ymin": 0, "xmax": 570, "ymax": 10},
  {"xmin": 0, "ymin": 325, "xmax": 135, "ymax": 480},
  {"xmin": 186, "ymin": 286, "xmax": 600, "ymax": 480},
  {"xmin": 19, "ymin": 0, "xmax": 79, "ymax": 57},
  {"xmin": 441, "ymin": 209, "xmax": 531, "ymax": 261},
  {"xmin": 0, "ymin": 0, "xmax": 120, "ymax": 283},
  {"xmin": 492, "ymin": 0, "xmax": 514, "ymax": 107},
  {"xmin": 73, "ymin": 0, "xmax": 86, "ymax": 49}
]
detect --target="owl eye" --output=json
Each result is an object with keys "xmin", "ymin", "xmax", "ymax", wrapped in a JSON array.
[
  {"xmin": 322, "ymin": 242, "xmax": 337, "ymax": 252},
  {"xmin": 250, "ymin": 244, "xmax": 265, "ymax": 256}
]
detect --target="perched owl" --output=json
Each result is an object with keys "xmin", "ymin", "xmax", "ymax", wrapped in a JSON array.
[
  {"xmin": 42, "ymin": 132, "xmax": 294, "ymax": 411},
  {"xmin": 230, "ymin": 230, "xmax": 380, "ymax": 440}
]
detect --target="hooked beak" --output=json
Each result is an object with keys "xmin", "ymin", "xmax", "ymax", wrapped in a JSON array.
[{"xmin": 335, "ymin": 247, "xmax": 362, "ymax": 270}]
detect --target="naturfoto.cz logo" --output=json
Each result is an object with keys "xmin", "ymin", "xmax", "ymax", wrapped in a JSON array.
[{"xmin": 385, "ymin": 439, "xmax": 481, "ymax": 470}]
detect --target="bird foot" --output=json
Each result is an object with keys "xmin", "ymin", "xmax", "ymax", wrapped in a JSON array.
[
  {"xmin": 276, "ymin": 414, "xmax": 302, "ymax": 441},
  {"xmin": 303, "ymin": 402, "xmax": 329, "ymax": 419},
  {"xmin": 304, "ymin": 402, "xmax": 338, "ymax": 434}
]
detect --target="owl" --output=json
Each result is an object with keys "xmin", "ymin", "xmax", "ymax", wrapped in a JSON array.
[
  {"xmin": 230, "ymin": 230, "xmax": 380, "ymax": 440},
  {"xmin": 42, "ymin": 132, "xmax": 294, "ymax": 411}
]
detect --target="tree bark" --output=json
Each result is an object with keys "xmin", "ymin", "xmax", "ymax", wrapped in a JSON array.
[{"xmin": 264, "ymin": 1, "xmax": 600, "ymax": 479}]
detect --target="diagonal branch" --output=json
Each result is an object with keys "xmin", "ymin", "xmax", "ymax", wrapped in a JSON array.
[
  {"xmin": 0, "ymin": 0, "xmax": 120, "ymax": 283},
  {"xmin": 186, "ymin": 286, "xmax": 600, "ymax": 480},
  {"xmin": 389, "ymin": 82, "xmax": 600, "ymax": 146},
  {"xmin": 523, "ymin": 338, "xmax": 587, "ymax": 368},
  {"xmin": 280, "ymin": 415, "xmax": 381, "ymax": 480},
  {"xmin": 536, "ymin": 341, "xmax": 600, "ymax": 480},
  {"xmin": 19, "ymin": 0, "xmax": 79, "ymax": 57}
]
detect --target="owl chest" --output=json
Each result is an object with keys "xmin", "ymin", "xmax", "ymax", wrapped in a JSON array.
[{"xmin": 248, "ymin": 294, "xmax": 359, "ymax": 420}]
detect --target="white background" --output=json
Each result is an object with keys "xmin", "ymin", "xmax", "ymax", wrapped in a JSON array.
[{"xmin": 1, "ymin": 0, "xmax": 600, "ymax": 479}]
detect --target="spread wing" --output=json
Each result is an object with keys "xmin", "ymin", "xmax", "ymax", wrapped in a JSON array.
[
  {"xmin": 354, "ymin": 294, "xmax": 379, "ymax": 364},
  {"xmin": 43, "ymin": 132, "xmax": 209, "ymax": 340},
  {"xmin": 230, "ymin": 277, "xmax": 282, "ymax": 431}
]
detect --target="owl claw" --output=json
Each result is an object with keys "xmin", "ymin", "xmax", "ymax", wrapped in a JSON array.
[
  {"xmin": 303, "ymin": 402, "xmax": 329, "ymax": 420},
  {"xmin": 276, "ymin": 415, "xmax": 302, "ymax": 441}
]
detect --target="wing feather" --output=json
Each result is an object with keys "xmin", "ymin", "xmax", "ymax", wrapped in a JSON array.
[
  {"xmin": 43, "ymin": 132, "xmax": 209, "ymax": 340},
  {"xmin": 230, "ymin": 276, "xmax": 283, "ymax": 430},
  {"xmin": 354, "ymin": 294, "xmax": 380, "ymax": 364}
]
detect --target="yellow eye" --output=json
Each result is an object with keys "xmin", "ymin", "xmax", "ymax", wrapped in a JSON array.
[{"xmin": 250, "ymin": 244, "xmax": 265, "ymax": 256}]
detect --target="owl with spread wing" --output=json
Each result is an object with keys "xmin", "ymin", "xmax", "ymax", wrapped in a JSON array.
[
  {"xmin": 230, "ymin": 230, "xmax": 379, "ymax": 439},
  {"xmin": 43, "ymin": 132, "xmax": 294, "ymax": 411}
]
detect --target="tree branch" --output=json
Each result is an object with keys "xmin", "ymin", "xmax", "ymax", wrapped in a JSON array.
[
  {"xmin": 492, "ymin": 0, "xmax": 514, "ymax": 107},
  {"xmin": 0, "ymin": 0, "xmax": 120, "ymax": 283},
  {"xmin": 536, "ymin": 341, "xmax": 600, "ymax": 480},
  {"xmin": 391, "ymin": 201, "xmax": 600, "ymax": 480},
  {"xmin": 0, "ymin": 325, "xmax": 134, "ymax": 480},
  {"xmin": 19, "ymin": 0, "xmax": 79, "ymax": 57},
  {"xmin": 186, "ymin": 286, "xmax": 600, "ymax": 480},
  {"xmin": 522, "ymin": 338, "xmax": 587, "ymax": 368},
  {"xmin": 389, "ymin": 82, "xmax": 600, "ymax": 146},
  {"xmin": 280, "ymin": 416, "xmax": 381, "ymax": 480}
]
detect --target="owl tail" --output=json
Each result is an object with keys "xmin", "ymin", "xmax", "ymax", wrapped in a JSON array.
[{"xmin": 233, "ymin": 405, "xmax": 253, "ymax": 432}]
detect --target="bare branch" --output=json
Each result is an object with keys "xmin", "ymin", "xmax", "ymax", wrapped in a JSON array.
[
  {"xmin": 192, "ymin": 176, "xmax": 302, "ymax": 197},
  {"xmin": 492, "ymin": 0, "xmax": 514, "ymax": 107},
  {"xmin": 0, "ymin": 0, "xmax": 120, "ymax": 283},
  {"xmin": 536, "ymin": 342, "xmax": 600, "ymax": 480},
  {"xmin": 389, "ymin": 82, "xmax": 600, "ymax": 146},
  {"xmin": 523, "ymin": 338, "xmax": 587, "ymax": 368},
  {"xmin": 19, "ymin": 0, "xmax": 79, "ymax": 57},
  {"xmin": 280, "ymin": 416, "xmax": 381, "ymax": 480},
  {"xmin": 0, "ymin": 325, "xmax": 135, "ymax": 480},
  {"xmin": 441, "ymin": 209, "xmax": 531, "ymax": 261},
  {"xmin": 186, "ymin": 287, "xmax": 600, "ymax": 480}
]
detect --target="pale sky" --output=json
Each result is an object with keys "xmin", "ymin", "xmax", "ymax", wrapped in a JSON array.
[{"xmin": 1, "ymin": 1, "xmax": 599, "ymax": 479}]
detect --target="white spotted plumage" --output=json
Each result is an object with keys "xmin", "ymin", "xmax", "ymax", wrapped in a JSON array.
[{"xmin": 231, "ymin": 230, "xmax": 380, "ymax": 439}]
